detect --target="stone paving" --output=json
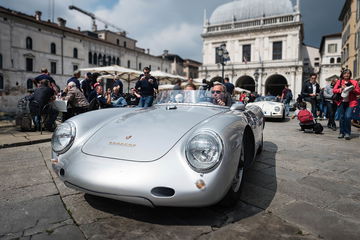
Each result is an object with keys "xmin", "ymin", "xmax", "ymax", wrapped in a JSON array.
[
  {"xmin": 0, "ymin": 118, "xmax": 359, "ymax": 239},
  {"xmin": 0, "ymin": 121, "xmax": 52, "ymax": 149}
]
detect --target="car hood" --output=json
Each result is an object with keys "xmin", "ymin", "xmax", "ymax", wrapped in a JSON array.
[{"xmin": 82, "ymin": 105, "xmax": 224, "ymax": 162}]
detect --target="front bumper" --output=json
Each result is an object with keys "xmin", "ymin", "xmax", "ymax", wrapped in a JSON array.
[{"xmin": 51, "ymin": 144, "xmax": 239, "ymax": 207}]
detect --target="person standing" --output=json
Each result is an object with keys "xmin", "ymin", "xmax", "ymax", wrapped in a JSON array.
[
  {"xmin": 224, "ymin": 77, "xmax": 235, "ymax": 95},
  {"xmin": 34, "ymin": 68, "xmax": 59, "ymax": 94},
  {"xmin": 28, "ymin": 79, "xmax": 58, "ymax": 131},
  {"xmin": 281, "ymin": 84, "xmax": 292, "ymax": 116},
  {"xmin": 302, "ymin": 73, "xmax": 320, "ymax": 118},
  {"xmin": 173, "ymin": 79, "xmax": 182, "ymax": 90},
  {"xmin": 81, "ymin": 72, "xmax": 93, "ymax": 101},
  {"xmin": 333, "ymin": 69, "xmax": 360, "ymax": 140},
  {"xmin": 67, "ymin": 70, "xmax": 81, "ymax": 90},
  {"xmin": 135, "ymin": 67, "xmax": 158, "ymax": 107},
  {"xmin": 323, "ymin": 79, "xmax": 337, "ymax": 130}
]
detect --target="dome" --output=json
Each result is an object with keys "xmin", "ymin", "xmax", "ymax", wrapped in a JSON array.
[{"xmin": 209, "ymin": 0, "xmax": 295, "ymax": 25}]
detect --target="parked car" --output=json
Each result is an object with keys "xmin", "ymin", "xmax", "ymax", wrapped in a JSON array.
[
  {"xmin": 51, "ymin": 90, "xmax": 264, "ymax": 207},
  {"xmin": 247, "ymin": 96, "xmax": 286, "ymax": 120}
]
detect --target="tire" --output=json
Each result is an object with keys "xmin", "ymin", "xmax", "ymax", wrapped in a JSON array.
[
  {"xmin": 281, "ymin": 110, "xmax": 285, "ymax": 120},
  {"xmin": 219, "ymin": 140, "xmax": 245, "ymax": 207}
]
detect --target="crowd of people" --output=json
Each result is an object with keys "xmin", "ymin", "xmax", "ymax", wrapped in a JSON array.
[{"xmin": 293, "ymin": 69, "xmax": 360, "ymax": 140}]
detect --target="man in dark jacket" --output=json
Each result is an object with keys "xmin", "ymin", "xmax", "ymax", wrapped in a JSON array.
[
  {"xmin": 135, "ymin": 67, "xmax": 158, "ymax": 107},
  {"xmin": 302, "ymin": 73, "xmax": 320, "ymax": 118},
  {"xmin": 81, "ymin": 72, "xmax": 93, "ymax": 101},
  {"xmin": 67, "ymin": 70, "xmax": 81, "ymax": 90},
  {"xmin": 28, "ymin": 79, "xmax": 58, "ymax": 131}
]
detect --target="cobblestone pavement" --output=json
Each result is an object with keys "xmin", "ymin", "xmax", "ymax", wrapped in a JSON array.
[{"xmin": 1, "ymin": 119, "xmax": 359, "ymax": 239}]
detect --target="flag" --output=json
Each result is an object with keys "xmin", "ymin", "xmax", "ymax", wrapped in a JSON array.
[{"xmin": 243, "ymin": 56, "xmax": 248, "ymax": 64}]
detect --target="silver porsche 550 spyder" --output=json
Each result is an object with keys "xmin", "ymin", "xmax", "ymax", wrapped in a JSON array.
[{"xmin": 51, "ymin": 90, "xmax": 264, "ymax": 207}]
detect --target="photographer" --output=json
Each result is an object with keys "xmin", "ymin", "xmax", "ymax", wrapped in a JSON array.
[
  {"xmin": 301, "ymin": 73, "xmax": 320, "ymax": 118},
  {"xmin": 135, "ymin": 67, "xmax": 158, "ymax": 107},
  {"xmin": 333, "ymin": 69, "xmax": 360, "ymax": 140}
]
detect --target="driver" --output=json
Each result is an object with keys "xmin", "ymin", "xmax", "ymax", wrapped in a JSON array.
[{"xmin": 211, "ymin": 82, "xmax": 231, "ymax": 106}]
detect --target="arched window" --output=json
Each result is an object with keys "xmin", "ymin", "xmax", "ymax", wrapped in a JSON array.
[
  {"xmin": 124, "ymin": 41, "xmax": 127, "ymax": 48},
  {"xmin": 330, "ymin": 58, "xmax": 335, "ymax": 64},
  {"xmin": 116, "ymin": 39, "xmax": 120, "ymax": 45},
  {"xmin": 139, "ymin": 62, "xmax": 142, "ymax": 70},
  {"xmin": 89, "ymin": 52, "xmax": 92, "ymax": 64},
  {"xmin": 26, "ymin": 37, "xmax": 32, "ymax": 49},
  {"xmin": 27, "ymin": 78, "xmax": 34, "ymax": 90},
  {"xmin": 0, "ymin": 54, "xmax": 2, "ymax": 69},
  {"xmin": 112, "ymin": 57, "xmax": 115, "ymax": 65},
  {"xmin": 50, "ymin": 43, "xmax": 56, "ymax": 54},
  {"xmin": 103, "ymin": 55, "xmax": 106, "ymax": 66},
  {"xmin": 127, "ymin": 60, "xmax": 131, "ymax": 68},
  {"xmin": 93, "ymin": 53, "xmax": 97, "ymax": 65},
  {"xmin": 0, "ymin": 73, "xmax": 4, "ymax": 90},
  {"xmin": 337, "ymin": 57, "xmax": 341, "ymax": 63},
  {"xmin": 107, "ymin": 56, "xmax": 111, "ymax": 66},
  {"xmin": 116, "ymin": 57, "xmax": 120, "ymax": 65},
  {"xmin": 98, "ymin": 54, "xmax": 102, "ymax": 65},
  {"xmin": 73, "ymin": 48, "xmax": 78, "ymax": 58}
]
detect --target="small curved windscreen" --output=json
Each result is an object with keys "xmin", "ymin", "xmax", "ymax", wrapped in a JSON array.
[
  {"xmin": 154, "ymin": 90, "xmax": 231, "ymax": 107},
  {"xmin": 255, "ymin": 96, "xmax": 279, "ymax": 102}
]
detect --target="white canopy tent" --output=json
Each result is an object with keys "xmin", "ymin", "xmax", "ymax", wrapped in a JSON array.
[
  {"xmin": 234, "ymin": 87, "xmax": 251, "ymax": 93},
  {"xmin": 79, "ymin": 65, "xmax": 142, "ymax": 93},
  {"xmin": 151, "ymin": 70, "xmax": 186, "ymax": 84}
]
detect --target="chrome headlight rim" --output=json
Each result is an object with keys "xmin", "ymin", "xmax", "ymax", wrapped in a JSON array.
[
  {"xmin": 51, "ymin": 121, "xmax": 76, "ymax": 154},
  {"xmin": 274, "ymin": 106, "xmax": 281, "ymax": 112},
  {"xmin": 185, "ymin": 130, "xmax": 224, "ymax": 173}
]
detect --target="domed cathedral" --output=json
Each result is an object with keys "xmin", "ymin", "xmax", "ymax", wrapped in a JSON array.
[{"xmin": 200, "ymin": 0, "xmax": 304, "ymax": 97}]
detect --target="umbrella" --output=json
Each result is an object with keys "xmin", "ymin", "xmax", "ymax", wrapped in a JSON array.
[
  {"xmin": 158, "ymin": 84, "xmax": 175, "ymax": 91},
  {"xmin": 80, "ymin": 65, "xmax": 142, "ymax": 93},
  {"xmin": 151, "ymin": 70, "xmax": 186, "ymax": 84},
  {"xmin": 234, "ymin": 87, "xmax": 251, "ymax": 93}
]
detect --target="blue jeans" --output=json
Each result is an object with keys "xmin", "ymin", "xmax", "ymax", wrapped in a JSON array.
[
  {"xmin": 111, "ymin": 97, "xmax": 127, "ymax": 107},
  {"xmin": 138, "ymin": 96, "xmax": 154, "ymax": 108},
  {"xmin": 338, "ymin": 102, "xmax": 353, "ymax": 135},
  {"xmin": 283, "ymin": 99, "xmax": 290, "ymax": 116}
]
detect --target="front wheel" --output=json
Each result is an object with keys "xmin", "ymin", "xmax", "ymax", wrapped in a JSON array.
[{"xmin": 219, "ymin": 140, "xmax": 245, "ymax": 206}]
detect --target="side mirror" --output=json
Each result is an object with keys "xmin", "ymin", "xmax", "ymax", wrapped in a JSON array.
[{"xmin": 230, "ymin": 103, "xmax": 245, "ymax": 111}]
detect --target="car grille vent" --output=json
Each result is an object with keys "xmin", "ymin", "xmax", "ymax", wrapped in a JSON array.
[{"xmin": 151, "ymin": 187, "xmax": 175, "ymax": 197}]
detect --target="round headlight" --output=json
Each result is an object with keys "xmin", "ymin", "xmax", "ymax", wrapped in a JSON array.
[
  {"xmin": 51, "ymin": 122, "xmax": 76, "ymax": 154},
  {"xmin": 185, "ymin": 131, "xmax": 223, "ymax": 172},
  {"xmin": 274, "ymin": 106, "xmax": 281, "ymax": 112}
]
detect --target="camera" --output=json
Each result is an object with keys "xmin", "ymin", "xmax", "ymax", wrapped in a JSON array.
[{"xmin": 345, "ymin": 81, "xmax": 353, "ymax": 87}]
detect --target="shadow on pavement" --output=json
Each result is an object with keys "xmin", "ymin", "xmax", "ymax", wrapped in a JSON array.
[{"xmin": 84, "ymin": 141, "xmax": 278, "ymax": 228}]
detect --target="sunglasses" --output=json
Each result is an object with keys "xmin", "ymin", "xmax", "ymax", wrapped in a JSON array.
[
  {"xmin": 144, "ymin": 71, "xmax": 150, "ymax": 74},
  {"xmin": 211, "ymin": 90, "xmax": 222, "ymax": 94}
]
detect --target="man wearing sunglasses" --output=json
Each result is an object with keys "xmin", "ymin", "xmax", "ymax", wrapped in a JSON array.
[
  {"xmin": 211, "ymin": 82, "xmax": 231, "ymax": 106},
  {"xmin": 135, "ymin": 67, "xmax": 158, "ymax": 107}
]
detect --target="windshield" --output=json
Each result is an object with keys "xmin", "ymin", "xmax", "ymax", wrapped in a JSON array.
[
  {"xmin": 154, "ymin": 90, "xmax": 231, "ymax": 107},
  {"xmin": 255, "ymin": 96, "xmax": 279, "ymax": 102}
]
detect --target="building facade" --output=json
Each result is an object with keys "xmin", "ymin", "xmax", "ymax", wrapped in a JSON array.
[
  {"xmin": 339, "ymin": 0, "xmax": 358, "ymax": 78},
  {"xmin": 200, "ymin": 0, "xmax": 304, "ymax": 97},
  {"xmin": 0, "ymin": 6, "xmax": 172, "ymax": 112},
  {"xmin": 318, "ymin": 34, "xmax": 342, "ymax": 87},
  {"xmin": 301, "ymin": 44, "xmax": 320, "ymax": 82}
]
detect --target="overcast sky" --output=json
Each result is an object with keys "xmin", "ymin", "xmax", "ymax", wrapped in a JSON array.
[{"xmin": 0, "ymin": 0, "xmax": 344, "ymax": 61}]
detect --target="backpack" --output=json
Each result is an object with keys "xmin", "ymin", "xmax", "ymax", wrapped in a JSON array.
[{"xmin": 297, "ymin": 109, "xmax": 314, "ymax": 124}]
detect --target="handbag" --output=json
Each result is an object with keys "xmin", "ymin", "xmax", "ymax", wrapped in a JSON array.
[{"xmin": 331, "ymin": 79, "xmax": 342, "ymax": 101}]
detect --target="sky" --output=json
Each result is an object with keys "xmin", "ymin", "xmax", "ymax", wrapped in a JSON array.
[{"xmin": 0, "ymin": 0, "xmax": 344, "ymax": 62}]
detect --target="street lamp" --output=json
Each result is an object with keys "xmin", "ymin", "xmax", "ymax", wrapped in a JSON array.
[{"xmin": 217, "ymin": 43, "xmax": 230, "ymax": 83}]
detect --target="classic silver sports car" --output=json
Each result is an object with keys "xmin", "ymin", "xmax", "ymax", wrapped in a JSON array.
[{"xmin": 51, "ymin": 90, "xmax": 264, "ymax": 207}]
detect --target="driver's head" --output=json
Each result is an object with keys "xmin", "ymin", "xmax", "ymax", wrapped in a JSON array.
[{"xmin": 211, "ymin": 83, "xmax": 226, "ymax": 98}]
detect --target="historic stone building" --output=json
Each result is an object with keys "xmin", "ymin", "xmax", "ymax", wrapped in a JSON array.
[
  {"xmin": 339, "ymin": 0, "xmax": 358, "ymax": 78},
  {"xmin": 0, "ymin": 6, "xmax": 172, "ymax": 112},
  {"xmin": 200, "ymin": 0, "xmax": 305, "ymax": 97},
  {"xmin": 318, "ymin": 33, "xmax": 342, "ymax": 87}
]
